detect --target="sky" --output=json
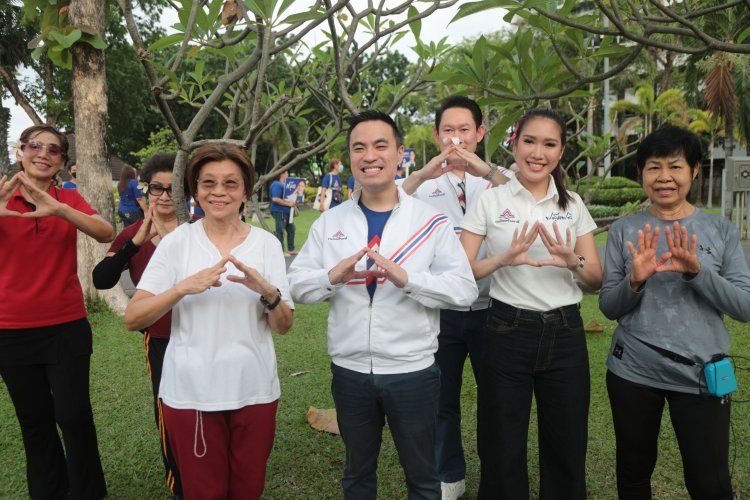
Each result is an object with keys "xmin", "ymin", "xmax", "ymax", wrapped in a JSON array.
[{"xmin": 4, "ymin": 1, "xmax": 507, "ymax": 161}]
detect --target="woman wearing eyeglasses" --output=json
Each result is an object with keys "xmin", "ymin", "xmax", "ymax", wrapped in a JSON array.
[
  {"xmin": 92, "ymin": 152, "xmax": 183, "ymax": 496},
  {"xmin": 0, "ymin": 125, "xmax": 114, "ymax": 499},
  {"xmin": 124, "ymin": 144, "xmax": 294, "ymax": 499}
]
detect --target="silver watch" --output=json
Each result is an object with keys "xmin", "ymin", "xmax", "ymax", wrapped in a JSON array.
[{"xmin": 484, "ymin": 163, "xmax": 498, "ymax": 182}]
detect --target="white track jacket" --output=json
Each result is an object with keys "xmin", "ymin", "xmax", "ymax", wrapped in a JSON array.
[{"xmin": 288, "ymin": 188, "xmax": 478, "ymax": 375}]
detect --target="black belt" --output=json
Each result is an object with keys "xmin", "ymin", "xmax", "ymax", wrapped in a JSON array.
[{"xmin": 489, "ymin": 300, "xmax": 580, "ymax": 321}]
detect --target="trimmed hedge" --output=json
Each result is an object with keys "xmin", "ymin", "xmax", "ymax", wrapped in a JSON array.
[
  {"xmin": 586, "ymin": 205, "xmax": 621, "ymax": 219},
  {"xmin": 572, "ymin": 176, "xmax": 645, "ymax": 207}
]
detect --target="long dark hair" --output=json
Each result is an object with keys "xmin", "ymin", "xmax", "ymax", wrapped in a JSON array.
[
  {"xmin": 514, "ymin": 108, "xmax": 572, "ymax": 211},
  {"xmin": 118, "ymin": 165, "xmax": 137, "ymax": 193}
]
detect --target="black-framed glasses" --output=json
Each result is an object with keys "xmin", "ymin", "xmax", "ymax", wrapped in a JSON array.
[
  {"xmin": 147, "ymin": 183, "xmax": 172, "ymax": 197},
  {"xmin": 21, "ymin": 140, "xmax": 64, "ymax": 159}
]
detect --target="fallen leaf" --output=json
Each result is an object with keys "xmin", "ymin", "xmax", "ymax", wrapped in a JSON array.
[
  {"xmin": 584, "ymin": 320, "xmax": 604, "ymax": 333},
  {"xmin": 307, "ymin": 406, "xmax": 340, "ymax": 435}
]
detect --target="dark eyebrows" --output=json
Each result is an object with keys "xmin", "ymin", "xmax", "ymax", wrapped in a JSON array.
[
  {"xmin": 350, "ymin": 137, "xmax": 391, "ymax": 148},
  {"xmin": 520, "ymin": 133, "xmax": 559, "ymax": 144}
]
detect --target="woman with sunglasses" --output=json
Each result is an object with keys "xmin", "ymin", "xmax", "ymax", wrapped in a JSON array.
[
  {"xmin": 92, "ymin": 152, "xmax": 183, "ymax": 496},
  {"xmin": 124, "ymin": 144, "xmax": 293, "ymax": 499},
  {"xmin": 0, "ymin": 125, "xmax": 114, "ymax": 499}
]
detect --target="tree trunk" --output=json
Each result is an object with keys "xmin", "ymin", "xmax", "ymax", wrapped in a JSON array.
[
  {"xmin": 69, "ymin": 0, "xmax": 129, "ymax": 313},
  {"xmin": 0, "ymin": 105, "xmax": 11, "ymax": 178},
  {"xmin": 707, "ymin": 137, "xmax": 715, "ymax": 209}
]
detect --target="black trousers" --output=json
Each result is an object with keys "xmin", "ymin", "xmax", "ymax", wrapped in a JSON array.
[
  {"xmin": 1, "ymin": 353, "xmax": 106, "ymax": 499},
  {"xmin": 478, "ymin": 301, "xmax": 589, "ymax": 500},
  {"xmin": 606, "ymin": 370, "xmax": 732, "ymax": 500},
  {"xmin": 144, "ymin": 332, "xmax": 182, "ymax": 496}
]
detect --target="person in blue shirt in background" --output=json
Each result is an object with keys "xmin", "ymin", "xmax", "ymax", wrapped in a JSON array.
[
  {"xmin": 117, "ymin": 165, "xmax": 146, "ymax": 227},
  {"xmin": 62, "ymin": 164, "xmax": 77, "ymax": 189},
  {"xmin": 270, "ymin": 170, "xmax": 298, "ymax": 256},
  {"xmin": 319, "ymin": 159, "xmax": 344, "ymax": 211}
]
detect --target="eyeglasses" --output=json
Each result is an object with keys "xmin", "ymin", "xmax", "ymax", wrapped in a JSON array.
[
  {"xmin": 21, "ymin": 140, "xmax": 64, "ymax": 159},
  {"xmin": 197, "ymin": 178, "xmax": 243, "ymax": 192},
  {"xmin": 147, "ymin": 183, "xmax": 172, "ymax": 197}
]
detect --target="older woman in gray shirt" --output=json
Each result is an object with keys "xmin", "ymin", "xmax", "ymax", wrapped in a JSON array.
[{"xmin": 599, "ymin": 125, "xmax": 750, "ymax": 499}]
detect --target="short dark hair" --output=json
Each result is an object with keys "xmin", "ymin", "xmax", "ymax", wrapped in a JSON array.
[
  {"xmin": 19, "ymin": 125, "xmax": 70, "ymax": 163},
  {"xmin": 435, "ymin": 96, "xmax": 483, "ymax": 130},
  {"xmin": 347, "ymin": 110, "xmax": 403, "ymax": 148},
  {"xmin": 140, "ymin": 153, "xmax": 176, "ymax": 184},
  {"xmin": 637, "ymin": 125, "xmax": 703, "ymax": 173},
  {"xmin": 187, "ymin": 144, "xmax": 255, "ymax": 213}
]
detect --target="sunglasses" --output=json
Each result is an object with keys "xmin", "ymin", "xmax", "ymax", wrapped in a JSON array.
[
  {"xmin": 21, "ymin": 140, "xmax": 64, "ymax": 159},
  {"xmin": 147, "ymin": 183, "xmax": 172, "ymax": 197}
]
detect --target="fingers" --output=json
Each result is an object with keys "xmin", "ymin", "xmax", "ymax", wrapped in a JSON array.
[
  {"xmin": 213, "ymin": 255, "xmax": 230, "ymax": 273},
  {"xmin": 626, "ymin": 240, "xmax": 637, "ymax": 259}
]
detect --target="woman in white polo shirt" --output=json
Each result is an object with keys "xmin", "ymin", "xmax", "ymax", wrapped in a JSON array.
[
  {"xmin": 124, "ymin": 144, "xmax": 294, "ymax": 499},
  {"xmin": 460, "ymin": 108, "xmax": 602, "ymax": 499}
]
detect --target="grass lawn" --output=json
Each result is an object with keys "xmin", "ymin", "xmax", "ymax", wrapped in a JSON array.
[{"xmin": 1, "ymin": 294, "xmax": 748, "ymax": 499}]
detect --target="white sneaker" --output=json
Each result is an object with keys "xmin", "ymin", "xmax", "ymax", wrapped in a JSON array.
[{"xmin": 441, "ymin": 479, "xmax": 466, "ymax": 500}]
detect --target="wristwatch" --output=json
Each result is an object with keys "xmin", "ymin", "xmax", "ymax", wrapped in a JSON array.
[
  {"xmin": 484, "ymin": 163, "xmax": 499, "ymax": 182},
  {"xmin": 570, "ymin": 254, "xmax": 585, "ymax": 272},
  {"xmin": 260, "ymin": 288, "xmax": 282, "ymax": 310}
]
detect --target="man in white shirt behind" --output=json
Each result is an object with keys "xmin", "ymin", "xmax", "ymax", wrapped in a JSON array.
[{"xmin": 400, "ymin": 96, "xmax": 511, "ymax": 499}]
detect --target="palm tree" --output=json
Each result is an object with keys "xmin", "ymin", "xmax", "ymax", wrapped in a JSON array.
[
  {"xmin": 688, "ymin": 109, "xmax": 723, "ymax": 208},
  {"xmin": 609, "ymin": 83, "xmax": 689, "ymax": 148}
]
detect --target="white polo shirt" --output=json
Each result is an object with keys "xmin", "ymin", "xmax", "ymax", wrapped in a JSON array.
[
  {"xmin": 461, "ymin": 175, "xmax": 596, "ymax": 311},
  {"xmin": 138, "ymin": 220, "xmax": 294, "ymax": 411},
  {"xmin": 401, "ymin": 169, "xmax": 512, "ymax": 310}
]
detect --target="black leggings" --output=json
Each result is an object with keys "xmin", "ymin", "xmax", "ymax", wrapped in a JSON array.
[
  {"xmin": 606, "ymin": 370, "xmax": 732, "ymax": 500},
  {"xmin": 1, "ymin": 353, "xmax": 107, "ymax": 499}
]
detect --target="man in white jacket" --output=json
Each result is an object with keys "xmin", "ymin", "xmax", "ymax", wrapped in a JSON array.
[{"xmin": 288, "ymin": 110, "xmax": 478, "ymax": 499}]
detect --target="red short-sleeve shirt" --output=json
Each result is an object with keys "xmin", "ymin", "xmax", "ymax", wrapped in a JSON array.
[{"xmin": 0, "ymin": 185, "xmax": 97, "ymax": 328}]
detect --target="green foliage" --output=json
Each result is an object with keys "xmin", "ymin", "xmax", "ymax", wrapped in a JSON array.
[
  {"xmin": 585, "ymin": 204, "xmax": 620, "ymax": 219},
  {"xmin": 575, "ymin": 176, "xmax": 642, "ymax": 189},
  {"xmin": 584, "ymin": 187, "xmax": 646, "ymax": 207},
  {"xmin": 23, "ymin": 0, "xmax": 107, "ymax": 69},
  {"xmin": 573, "ymin": 176, "xmax": 645, "ymax": 207},
  {"xmin": 132, "ymin": 128, "xmax": 179, "ymax": 167}
]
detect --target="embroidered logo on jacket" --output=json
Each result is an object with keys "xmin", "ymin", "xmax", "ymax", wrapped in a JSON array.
[
  {"xmin": 429, "ymin": 188, "xmax": 445, "ymax": 197},
  {"xmin": 495, "ymin": 208, "xmax": 518, "ymax": 223},
  {"xmin": 328, "ymin": 230, "xmax": 347, "ymax": 240},
  {"xmin": 546, "ymin": 212, "xmax": 573, "ymax": 221}
]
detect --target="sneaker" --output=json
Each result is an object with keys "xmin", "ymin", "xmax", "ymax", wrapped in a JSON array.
[
  {"xmin": 441, "ymin": 479, "xmax": 465, "ymax": 500},
  {"xmin": 283, "ymin": 251, "xmax": 292, "ymax": 257},
  {"xmin": 288, "ymin": 250, "xmax": 299, "ymax": 255}
]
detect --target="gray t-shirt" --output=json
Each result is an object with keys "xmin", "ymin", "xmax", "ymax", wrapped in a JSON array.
[{"xmin": 599, "ymin": 209, "xmax": 750, "ymax": 394}]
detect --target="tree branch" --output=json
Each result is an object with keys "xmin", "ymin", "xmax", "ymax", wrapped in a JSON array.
[{"xmin": 0, "ymin": 66, "xmax": 44, "ymax": 125}]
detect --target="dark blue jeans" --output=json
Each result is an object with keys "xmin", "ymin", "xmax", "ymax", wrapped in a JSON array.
[
  {"xmin": 271, "ymin": 211, "xmax": 295, "ymax": 251},
  {"xmin": 606, "ymin": 371, "xmax": 732, "ymax": 500},
  {"xmin": 477, "ymin": 301, "xmax": 589, "ymax": 500},
  {"xmin": 331, "ymin": 362, "xmax": 441, "ymax": 500},
  {"xmin": 434, "ymin": 308, "xmax": 485, "ymax": 483},
  {"xmin": 118, "ymin": 210, "xmax": 143, "ymax": 228}
]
